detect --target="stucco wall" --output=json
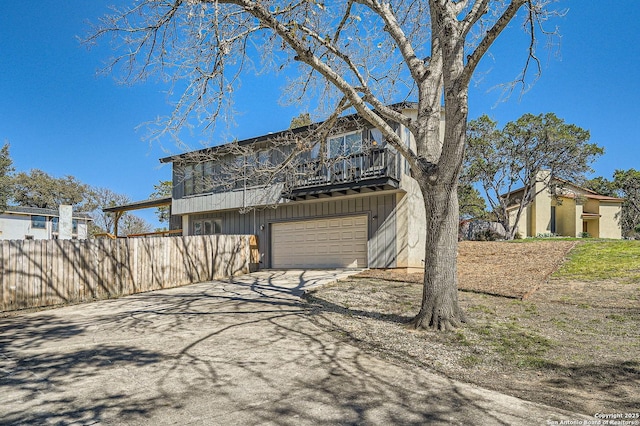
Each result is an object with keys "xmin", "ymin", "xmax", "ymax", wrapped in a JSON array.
[
  {"xmin": 0, "ymin": 214, "xmax": 50, "ymax": 240},
  {"xmin": 508, "ymin": 207, "xmax": 527, "ymax": 238},
  {"xmin": 533, "ymin": 190, "xmax": 552, "ymax": 236},
  {"xmin": 583, "ymin": 198, "xmax": 599, "ymax": 215},
  {"xmin": 555, "ymin": 198, "xmax": 577, "ymax": 237},
  {"xmin": 599, "ymin": 202, "xmax": 622, "ymax": 239},
  {"xmin": 395, "ymin": 176, "xmax": 426, "ymax": 269}
]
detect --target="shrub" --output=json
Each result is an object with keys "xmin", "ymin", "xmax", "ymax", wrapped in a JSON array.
[
  {"xmin": 535, "ymin": 232, "xmax": 557, "ymax": 238},
  {"xmin": 475, "ymin": 228, "xmax": 504, "ymax": 241}
]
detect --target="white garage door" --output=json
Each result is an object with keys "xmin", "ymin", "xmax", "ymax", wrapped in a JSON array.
[{"xmin": 271, "ymin": 216, "xmax": 368, "ymax": 268}]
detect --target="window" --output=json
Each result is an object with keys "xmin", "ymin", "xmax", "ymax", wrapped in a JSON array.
[
  {"xmin": 31, "ymin": 216, "xmax": 46, "ymax": 229},
  {"xmin": 368, "ymin": 128, "xmax": 385, "ymax": 148},
  {"xmin": 403, "ymin": 126, "xmax": 411, "ymax": 174},
  {"xmin": 183, "ymin": 165, "xmax": 194, "ymax": 196},
  {"xmin": 257, "ymin": 151, "xmax": 270, "ymax": 166},
  {"xmin": 203, "ymin": 161, "xmax": 214, "ymax": 193},
  {"xmin": 183, "ymin": 162, "xmax": 213, "ymax": 196},
  {"xmin": 193, "ymin": 218, "xmax": 222, "ymax": 235},
  {"xmin": 52, "ymin": 217, "xmax": 59, "ymax": 233},
  {"xmin": 328, "ymin": 132, "xmax": 363, "ymax": 158},
  {"xmin": 310, "ymin": 143, "xmax": 320, "ymax": 159},
  {"xmin": 192, "ymin": 163, "xmax": 201, "ymax": 194}
]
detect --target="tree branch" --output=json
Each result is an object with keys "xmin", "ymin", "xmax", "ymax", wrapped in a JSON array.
[
  {"xmin": 461, "ymin": 0, "xmax": 526, "ymax": 85},
  {"xmin": 354, "ymin": 0, "xmax": 429, "ymax": 83}
]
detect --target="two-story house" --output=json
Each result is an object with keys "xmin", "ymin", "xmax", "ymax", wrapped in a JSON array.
[
  {"xmin": 0, "ymin": 206, "xmax": 92, "ymax": 240},
  {"xmin": 160, "ymin": 103, "xmax": 433, "ymax": 270},
  {"xmin": 506, "ymin": 172, "xmax": 623, "ymax": 239}
]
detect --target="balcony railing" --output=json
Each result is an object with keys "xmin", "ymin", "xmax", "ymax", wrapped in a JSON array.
[{"xmin": 288, "ymin": 148, "xmax": 400, "ymax": 192}]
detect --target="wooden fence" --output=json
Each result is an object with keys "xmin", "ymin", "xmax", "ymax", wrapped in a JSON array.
[{"xmin": 0, "ymin": 235, "xmax": 254, "ymax": 312}]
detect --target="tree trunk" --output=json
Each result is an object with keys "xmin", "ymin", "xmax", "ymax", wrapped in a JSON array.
[{"xmin": 411, "ymin": 179, "xmax": 466, "ymax": 331}]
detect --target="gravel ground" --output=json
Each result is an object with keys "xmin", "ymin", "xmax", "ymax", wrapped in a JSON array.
[{"xmin": 306, "ymin": 241, "xmax": 640, "ymax": 416}]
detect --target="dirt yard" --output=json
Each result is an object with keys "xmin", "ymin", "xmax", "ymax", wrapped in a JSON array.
[{"xmin": 306, "ymin": 241, "xmax": 640, "ymax": 416}]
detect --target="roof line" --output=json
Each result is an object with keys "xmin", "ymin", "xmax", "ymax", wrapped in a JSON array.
[{"xmin": 159, "ymin": 102, "xmax": 418, "ymax": 163}]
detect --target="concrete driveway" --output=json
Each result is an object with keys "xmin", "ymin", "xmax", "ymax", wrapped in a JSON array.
[{"xmin": 0, "ymin": 269, "xmax": 588, "ymax": 425}]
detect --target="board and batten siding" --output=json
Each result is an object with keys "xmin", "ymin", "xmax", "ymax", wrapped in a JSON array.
[{"xmin": 187, "ymin": 192, "xmax": 398, "ymax": 268}]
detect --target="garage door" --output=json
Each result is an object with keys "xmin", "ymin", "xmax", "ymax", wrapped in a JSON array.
[{"xmin": 271, "ymin": 216, "xmax": 368, "ymax": 268}]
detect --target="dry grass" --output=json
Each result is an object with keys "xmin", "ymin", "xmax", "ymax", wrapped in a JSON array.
[{"xmin": 306, "ymin": 240, "xmax": 640, "ymax": 416}]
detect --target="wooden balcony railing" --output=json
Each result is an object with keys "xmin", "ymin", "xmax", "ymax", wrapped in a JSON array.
[{"xmin": 289, "ymin": 148, "xmax": 400, "ymax": 190}]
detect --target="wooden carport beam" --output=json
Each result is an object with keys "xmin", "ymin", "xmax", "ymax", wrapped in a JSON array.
[
  {"xmin": 114, "ymin": 211, "xmax": 124, "ymax": 238},
  {"xmin": 102, "ymin": 197, "xmax": 172, "ymax": 238}
]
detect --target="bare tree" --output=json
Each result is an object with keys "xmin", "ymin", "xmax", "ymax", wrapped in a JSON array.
[
  {"xmin": 88, "ymin": 187, "xmax": 155, "ymax": 236},
  {"xmin": 90, "ymin": 0, "xmax": 562, "ymax": 330},
  {"xmin": 119, "ymin": 214, "xmax": 155, "ymax": 236},
  {"xmin": 87, "ymin": 187, "xmax": 132, "ymax": 235}
]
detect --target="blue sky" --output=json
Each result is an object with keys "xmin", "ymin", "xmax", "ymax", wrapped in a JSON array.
[{"xmin": 1, "ymin": 2, "xmax": 638, "ymax": 227}]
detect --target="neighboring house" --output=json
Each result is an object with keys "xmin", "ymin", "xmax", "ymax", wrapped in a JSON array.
[
  {"xmin": 0, "ymin": 206, "xmax": 92, "ymax": 240},
  {"xmin": 159, "ymin": 103, "xmax": 436, "ymax": 270},
  {"xmin": 506, "ymin": 174, "xmax": 623, "ymax": 239}
]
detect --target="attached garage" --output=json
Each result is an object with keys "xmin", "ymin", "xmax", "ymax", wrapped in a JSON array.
[{"xmin": 271, "ymin": 215, "xmax": 368, "ymax": 268}]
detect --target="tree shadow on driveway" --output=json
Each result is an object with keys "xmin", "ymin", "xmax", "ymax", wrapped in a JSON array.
[
  {"xmin": 1, "ymin": 278, "xmax": 582, "ymax": 425},
  {"xmin": 0, "ymin": 314, "xmax": 171, "ymax": 425}
]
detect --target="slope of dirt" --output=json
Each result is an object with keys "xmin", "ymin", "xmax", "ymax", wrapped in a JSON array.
[{"xmin": 356, "ymin": 240, "xmax": 577, "ymax": 299}]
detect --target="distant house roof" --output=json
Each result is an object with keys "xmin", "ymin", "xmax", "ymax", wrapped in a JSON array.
[
  {"xmin": 503, "ymin": 177, "xmax": 624, "ymax": 208},
  {"xmin": 158, "ymin": 102, "xmax": 419, "ymax": 164},
  {"xmin": 563, "ymin": 192, "xmax": 624, "ymax": 202},
  {"xmin": 102, "ymin": 197, "xmax": 172, "ymax": 213},
  {"xmin": 2, "ymin": 206, "xmax": 93, "ymax": 220}
]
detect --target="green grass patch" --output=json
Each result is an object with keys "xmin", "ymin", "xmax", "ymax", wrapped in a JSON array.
[
  {"xmin": 553, "ymin": 240, "xmax": 640, "ymax": 281},
  {"xmin": 467, "ymin": 304, "xmax": 495, "ymax": 315},
  {"xmin": 470, "ymin": 321, "xmax": 554, "ymax": 369},
  {"xmin": 507, "ymin": 237, "xmax": 582, "ymax": 243},
  {"xmin": 460, "ymin": 354, "xmax": 483, "ymax": 368},
  {"xmin": 606, "ymin": 313, "xmax": 627, "ymax": 322}
]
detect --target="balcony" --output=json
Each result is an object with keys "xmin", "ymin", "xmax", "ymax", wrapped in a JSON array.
[{"xmin": 285, "ymin": 148, "xmax": 401, "ymax": 200}]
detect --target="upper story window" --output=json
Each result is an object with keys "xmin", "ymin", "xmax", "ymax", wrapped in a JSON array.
[
  {"xmin": 182, "ymin": 151, "xmax": 277, "ymax": 197},
  {"xmin": 31, "ymin": 216, "xmax": 46, "ymax": 229},
  {"xmin": 328, "ymin": 131, "xmax": 363, "ymax": 158},
  {"xmin": 368, "ymin": 128, "xmax": 385, "ymax": 148},
  {"xmin": 257, "ymin": 150, "xmax": 270, "ymax": 166},
  {"xmin": 183, "ymin": 162, "xmax": 215, "ymax": 196}
]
